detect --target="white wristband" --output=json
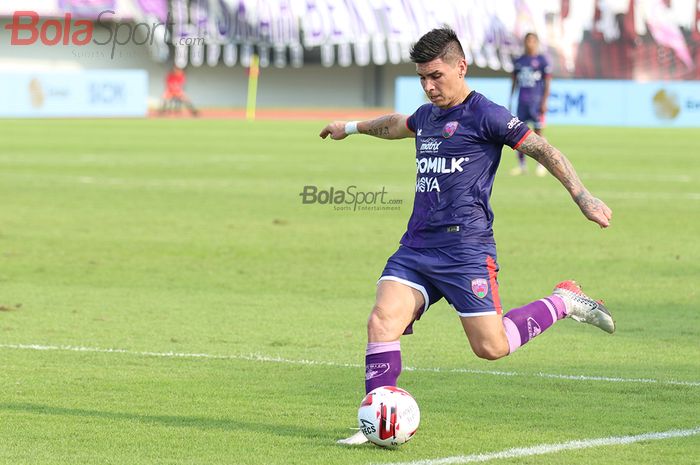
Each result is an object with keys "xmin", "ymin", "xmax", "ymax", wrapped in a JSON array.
[{"xmin": 344, "ymin": 121, "xmax": 359, "ymax": 135}]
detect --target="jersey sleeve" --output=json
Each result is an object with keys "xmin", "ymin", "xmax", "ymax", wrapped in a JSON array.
[
  {"xmin": 406, "ymin": 103, "xmax": 430, "ymax": 133},
  {"xmin": 482, "ymin": 101, "xmax": 531, "ymax": 149},
  {"xmin": 406, "ymin": 111, "xmax": 417, "ymax": 133}
]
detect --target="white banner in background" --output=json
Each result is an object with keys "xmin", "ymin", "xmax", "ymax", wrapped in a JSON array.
[
  {"xmin": 2, "ymin": 0, "xmax": 698, "ymax": 76},
  {"xmin": 0, "ymin": 70, "xmax": 148, "ymax": 118},
  {"xmin": 158, "ymin": 0, "xmax": 699, "ymax": 77},
  {"xmin": 0, "ymin": 0, "xmax": 140, "ymax": 19},
  {"xmin": 167, "ymin": 0, "xmax": 544, "ymax": 68}
]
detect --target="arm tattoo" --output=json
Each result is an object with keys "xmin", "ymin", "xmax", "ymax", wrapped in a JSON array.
[
  {"xmin": 367, "ymin": 125, "xmax": 390, "ymax": 137},
  {"xmin": 361, "ymin": 114, "xmax": 403, "ymax": 139}
]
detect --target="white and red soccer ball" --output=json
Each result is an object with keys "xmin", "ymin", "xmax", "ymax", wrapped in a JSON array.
[{"xmin": 358, "ymin": 386, "xmax": 420, "ymax": 447}]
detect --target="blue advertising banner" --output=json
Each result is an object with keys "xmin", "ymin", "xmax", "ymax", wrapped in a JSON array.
[
  {"xmin": 0, "ymin": 70, "xmax": 148, "ymax": 117},
  {"xmin": 395, "ymin": 77, "xmax": 700, "ymax": 127}
]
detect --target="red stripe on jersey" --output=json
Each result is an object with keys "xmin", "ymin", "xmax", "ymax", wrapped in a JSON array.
[
  {"xmin": 513, "ymin": 129, "xmax": 532, "ymax": 150},
  {"xmin": 405, "ymin": 117, "xmax": 415, "ymax": 133},
  {"xmin": 486, "ymin": 256, "xmax": 502, "ymax": 315}
]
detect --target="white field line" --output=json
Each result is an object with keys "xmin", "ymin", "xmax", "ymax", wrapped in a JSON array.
[
  {"xmin": 1, "ymin": 343, "xmax": 699, "ymax": 388},
  {"xmin": 378, "ymin": 426, "xmax": 700, "ymax": 465}
]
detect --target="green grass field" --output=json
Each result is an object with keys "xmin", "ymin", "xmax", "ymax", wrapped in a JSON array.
[{"xmin": 0, "ymin": 119, "xmax": 698, "ymax": 465}]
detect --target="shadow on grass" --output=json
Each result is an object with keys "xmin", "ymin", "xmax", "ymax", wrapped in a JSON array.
[{"xmin": 0, "ymin": 402, "xmax": 330, "ymax": 440}]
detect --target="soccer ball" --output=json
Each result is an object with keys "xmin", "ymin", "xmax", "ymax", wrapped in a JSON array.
[{"xmin": 358, "ymin": 386, "xmax": 420, "ymax": 447}]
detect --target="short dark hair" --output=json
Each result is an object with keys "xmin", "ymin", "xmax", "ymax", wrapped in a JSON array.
[
  {"xmin": 524, "ymin": 32, "xmax": 539, "ymax": 41},
  {"xmin": 410, "ymin": 27, "xmax": 465, "ymax": 64}
]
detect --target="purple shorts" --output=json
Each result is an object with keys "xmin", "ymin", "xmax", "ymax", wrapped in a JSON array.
[
  {"xmin": 379, "ymin": 244, "xmax": 503, "ymax": 334},
  {"xmin": 517, "ymin": 103, "xmax": 545, "ymax": 130}
]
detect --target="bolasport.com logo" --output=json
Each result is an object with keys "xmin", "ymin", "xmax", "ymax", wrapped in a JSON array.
[
  {"xmin": 299, "ymin": 185, "xmax": 403, "ymax": 212},
  {"xmin": 2, "ymin": 10, "xmax": 201, "ymax": 59}
]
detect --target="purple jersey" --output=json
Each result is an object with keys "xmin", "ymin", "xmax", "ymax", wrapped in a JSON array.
[
  {"xmin": 513, "ymin": 54, "xmax": 551, "ymax": 106},
  {"xmin": 403, "ymin": 91, "xmax": 531, "ymax": 248}
]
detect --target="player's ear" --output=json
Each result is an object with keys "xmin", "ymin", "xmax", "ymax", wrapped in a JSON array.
[{"xmin": 458, "ymin": 59, "xmax": 467, "ymax": 79}]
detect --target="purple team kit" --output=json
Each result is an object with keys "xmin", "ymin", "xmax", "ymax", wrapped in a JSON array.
[
  {"xmin": 379, "ymin": 91, "xmax": 532, "ymax": 332},
  {"xmin": 513, "ymin": 54, "xmax": 551, "ymax": 128},
  {"xmin": 353, "ymin": 31, "xmax": 614, "ymax": 442}
]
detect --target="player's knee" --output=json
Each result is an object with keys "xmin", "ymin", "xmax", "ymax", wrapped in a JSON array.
[
  {"xmin": 367, "ymin": 304, "xmax": 400, "ymax": 339},
  {"xmin": 367, "ymin": 304, "xmax": 390, "ymax": 330},
  {"xmin": 471, "ymin": 341, "xmax": 509, "ymax": 361}
]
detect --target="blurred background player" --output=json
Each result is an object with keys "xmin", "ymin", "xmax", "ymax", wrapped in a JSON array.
[
  {"xmin": 159, "ymin": 66, "xmax": 199, "ymax": 117},
  {"xmin": 510, "ymin": 32, "xmax": 551, "ymax": 176}
]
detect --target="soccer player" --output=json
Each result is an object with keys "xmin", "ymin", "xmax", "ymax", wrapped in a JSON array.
[
  {"xmin": 319, "ymin": 27, "xmax": 614, "ymax": 446},
  {"xmin": 510, "ymin": 32, "xmax": 551, "ymax": 176},
  {"xmin": 159, "ymin": 67, "xmax": 199, "ymax": 117}
]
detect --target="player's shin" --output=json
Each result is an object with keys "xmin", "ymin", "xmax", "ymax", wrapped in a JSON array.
[
  {"xmin": 502, "ymin": 296, "xmax": 566, "ymax": 353},
  {"xmin": 365, "ymin": 341, "xmax": 402, "ymax": 393}
]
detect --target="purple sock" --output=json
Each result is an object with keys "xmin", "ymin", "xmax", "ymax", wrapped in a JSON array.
[
  {"xmin": 365, "ymin": 341, "xmax": 402, "ymax": 393},
  {"xmin": 517, "ymin": 152, "xmax": 526, "ymax": 167},
  {"xmin": 502, "ymin": 295, "xmax": 566, "ymax": 354}
]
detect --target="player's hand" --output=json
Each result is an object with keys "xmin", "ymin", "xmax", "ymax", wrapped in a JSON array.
[
  {"xmin": 540, "ymin": 102, "xmax": 548, "ymax": 114},
  {"xmin": 319, "ymin": 121, "xmax": 348, "ymax": 140},
  {"xmin": 576, "ymin": 193, "xmax": 613, "ymax": 228}
]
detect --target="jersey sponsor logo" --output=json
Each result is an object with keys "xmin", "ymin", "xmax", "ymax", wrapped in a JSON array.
[
  {"xmin": 471, "ymin": 278, "xmax": 488, "ymax": 298},
  {"xmin": 416, "ymin": 156, "xmax": 467, "ymax": 174},
  {"xmin": 366, "ymin": 363, "xmax": 390, "ymax": 380},
  {"xmin": 517, "ymin": 67, "xmax": 543, "ymax": 88},
  {"xmin": 415, "ymin": 176, "xmax": 440, "ymax": 192},
  {"xmin": 418, "ymin": 137, "xmax": 443, "ymax": 153},
  {"xmin": 414, "ymin": 156, "xmax": 469, "ymax": 194},
  {"xmin": 416, "ymin": 129, "xmax": 422, "ymax": 136},
  {"xmin": 507, "ymin": 116, "xmax": 523, "ymax": 130},
  {"xmin": 442, "ymin": 121, "xmax": 458, "ymax": 138}
]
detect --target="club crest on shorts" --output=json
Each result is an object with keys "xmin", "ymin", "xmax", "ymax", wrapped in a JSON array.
[
  {"xmin": 471, "ymin": 278, "xmax": 488, "ymax": 298},
  {"xmin": 365, "ymin": 363, "xmax": 390, "ymax": 380},
  {"xmin": 442, "ymin": 121, "xmax": 459, "ymax": 138}
]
